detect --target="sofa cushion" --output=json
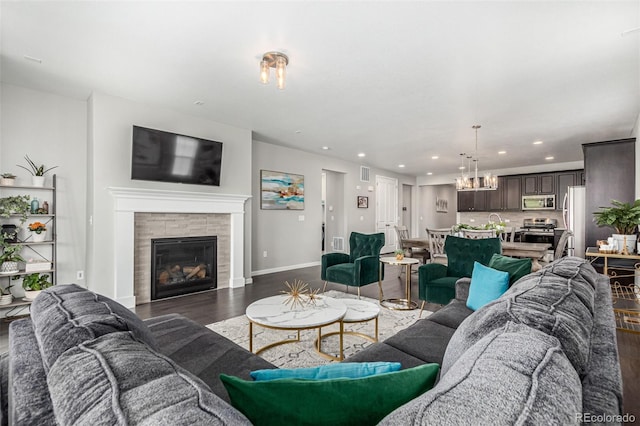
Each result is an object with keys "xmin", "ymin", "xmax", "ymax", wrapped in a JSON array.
[
  {"xmin": 343, "ymin": 341, "xmax": 431, "ymax": 369},
  {"xmin": 146, "ymin": 313, "xmax": 276, "ymax": 402},
  {"xmin": 425, "ymin": 299, "xmax": 473, "ymax": 330},
  {"xmin": 47, "ymin": 331, "xmax": 251, "ymax": 425},
  {"xmin": 379, "ymin": 323, "xmax": 582, "ymax": 425},
  {"xmin": 488, "ymin": 253, "xmax": 532, "ymax": 286},
  {"xmin": 383, "ymin": 318, "xmax": 456, "ymax": 365},
  {"xmin": 30, "ymin": 284, "xmax": 156, "ymax": 371},
  {"xmin": 250, "ymin": 362, "xmax": 401, "ymax": 381},
  {"xmin": 441, "ymin": 257, "xmax": 597, "ymax": 378},
  {"xmin": 466, "ymin": 262, "xmax": 509, "ymax": 311},
  {"xmin": 221, "ymin": 363, "xmax": 440, "ymax": 426}
]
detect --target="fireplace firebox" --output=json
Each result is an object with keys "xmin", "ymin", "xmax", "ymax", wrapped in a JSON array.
[{"xmin": 151, "ymin": 236, "xmax": 217, "ymax": 300}]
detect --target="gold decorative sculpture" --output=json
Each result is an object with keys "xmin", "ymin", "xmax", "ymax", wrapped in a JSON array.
[
  {"xmin": 306, "ymin": 287, "xmax": 321, "ymax": 306},
  {"xmin": 281, "ymin": 279, "xmax": 309, "ymax": 309}
]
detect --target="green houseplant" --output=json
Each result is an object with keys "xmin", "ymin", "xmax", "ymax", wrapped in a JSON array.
[
  {"xmin": 22, "ymin": 272, "xmax": 52, "ymax": 300},
  {"xmin": 593, "ymin": 199, "xmax": 640, "ymax": 253},
  {"xmin": 0, "ymin": 194, "xmax": 30, "ymax": 223},
  {"xmin": 0, "ymin": 243, "xmax": 24, "ymax": 274}
]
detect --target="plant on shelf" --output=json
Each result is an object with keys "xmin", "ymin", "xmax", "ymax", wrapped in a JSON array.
[
  {"xmin": 22, "ymin": 273, "xmax": 52, "ymax": 291},
  {"xmin": 593, "ymin": 199, "xmax": 640, "ymax": 235},
  {"xmin": 0, "ymin": 194, "xmax": 30, "ymax": 223},
  {"xmin": 0, "ymin": 173, "xmax": 16, "ymax": 186},
  {"xmin": 28, "ymin": 221, "xmax": 47, "ymax": 234},
  {"xmin": 0, "ymin": 242, "xmax": 24, "ymax": 274},
  {"xmin": 17, "ymin": 155, "xmax": 58, "ymax": 177}
]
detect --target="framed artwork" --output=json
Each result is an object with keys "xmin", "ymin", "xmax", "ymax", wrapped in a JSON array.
[
  {"xmin": 260, "ymin": 170, "xmax": 305, "ymax": 210},
  {"xmin": 357, "ymin": 196, "xmax": 368, "ymax": 208},
  {"xmin": 436, "ymin": 197, "xmax": 448, "ymax": 213}
]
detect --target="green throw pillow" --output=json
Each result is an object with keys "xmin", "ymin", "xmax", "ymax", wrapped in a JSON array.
[
  {"xmin": 221, "ymin": 363, "xmax": 440, "ymax": 426},
  {"xmin": 488, "ymin": 253, "xmax": 532, "ymax": 286},
  {"xmin": 466, "ymin": 262, "xmax": 510, "ymax": 311},
  {"xmin": 250, "ymin": 362, "xmax": 401, "ymax": 381}
]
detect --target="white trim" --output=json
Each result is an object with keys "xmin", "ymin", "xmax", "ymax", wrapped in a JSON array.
[
  {"xmin": 252, "ymin": 261, "xmax": 321, "ymax": 277},
  {"xmin": 109, "ymin": 187, "xmax": 251, "ymax": 308}
]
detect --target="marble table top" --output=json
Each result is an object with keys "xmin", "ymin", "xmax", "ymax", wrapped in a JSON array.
[
  {"xmin": 380, "ymin": 256, "xmax": 420, "ymax": 266},
  {"xmin": 340, "ymin": 299, "xmax": 380, "ymax": 322},
  {"xmin": 246, "ymin": 295, "xmax": 346, "ymax": 329}
]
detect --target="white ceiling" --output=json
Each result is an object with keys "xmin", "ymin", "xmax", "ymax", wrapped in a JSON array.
[{"xmin": 1, "ymin": 1, "xmax": 638, "ymax": 179}]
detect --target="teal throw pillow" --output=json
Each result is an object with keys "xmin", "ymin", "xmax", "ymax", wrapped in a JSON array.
[
  {"xmin": 467, "ymin": 262, "xmax": 510, "ymax": 311},
  {"xmin": 250, "ymin": 362, "xmax": 401, "ymax": 381},
  {"xmin": 488, "ymin": 253, "xmax": 532, "ymax": 286},
  {"xmin": 221, "ymin": 363, "xmax": 440, "ymax": 426}
]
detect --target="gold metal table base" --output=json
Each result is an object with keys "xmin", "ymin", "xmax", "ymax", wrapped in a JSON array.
[
  {"xmin": 381, "ymin": 298, "xmax": 418, "ymax": 310},
  {"xmin": 314, "ymin": 314, "xmax": 379, "ymax": 358},
  {"xmin": 249, "ymin": 319, "xmax": 345, "ymax": 360}
]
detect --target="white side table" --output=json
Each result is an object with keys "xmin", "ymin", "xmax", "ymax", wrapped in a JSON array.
[{"xmin": 379, "ymin": 256, "xmax": 420, "ymax": 310}]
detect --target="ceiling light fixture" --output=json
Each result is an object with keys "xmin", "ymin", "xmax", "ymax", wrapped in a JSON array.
[
  {"xmin": 455, "ymin": 125, "xmax": 498, "ymax": 192},
  {"xmin": 260, "ymin": 51, "xmax": 289, "ymax": 90}
]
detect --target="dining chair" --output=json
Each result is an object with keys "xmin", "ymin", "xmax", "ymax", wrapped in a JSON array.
[
  {"xmin": 394, "ymin": 225, "xmax": 430, "ymax": 265},
  {"xmin": 425, "ymin": 227, "xmax": 451, "ymax": 265},
  {"xmin": 499, "ymin": 227, "xmax": 516, "ymax": 243},
  {"xmin": 554, "ymin": 230, "xmax": 573, "ymax": 260},
  {"xmin": 461, "ymin": 229, "xmax": 497, "ymax": 239}
]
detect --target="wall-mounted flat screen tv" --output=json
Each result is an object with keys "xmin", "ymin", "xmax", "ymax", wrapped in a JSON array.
[{"xmin": 131, "ymin": 126, "xmax": 223, "ymax": 186}]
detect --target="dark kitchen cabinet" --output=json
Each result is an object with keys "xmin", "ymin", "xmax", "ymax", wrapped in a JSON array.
[
  {"xmin": 486, "ymin": 177, "xmax": 505, "ymax": 211},
  {"xmin": 555, "ymin": 171, "xmax": 581, "ymax": 211},
  {"xmin": 457, "ymin": 189, "xmax": 486, "ymax": 212},
  {"xmin": 504, "ymin": 176, "xmax": 522, "ymax": 210},
  {"xmin": 522, "ymin": 173, "xmax": 555, "ymax": 195}
]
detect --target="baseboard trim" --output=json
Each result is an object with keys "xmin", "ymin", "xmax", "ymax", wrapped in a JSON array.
[{"xmin": 252, "ymin": 261, "xmax": 321, "ymax": 277}]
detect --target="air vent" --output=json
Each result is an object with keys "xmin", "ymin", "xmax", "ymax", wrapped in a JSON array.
[
  {"xmin": 332, "ymin": 237, "xmax": 345, "ymax": 251},
  {"xmin": 360, "ymin": 166, "xmax": 370, "ymax": 182}
]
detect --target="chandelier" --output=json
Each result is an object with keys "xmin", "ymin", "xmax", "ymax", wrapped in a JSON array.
[
  {"xmin": 259, "ymin": 51, "xmax": 289, "ymax": 90},
  {"xmin": 455, "ymin": 125, "xmax": 498, "ymax": 191}
]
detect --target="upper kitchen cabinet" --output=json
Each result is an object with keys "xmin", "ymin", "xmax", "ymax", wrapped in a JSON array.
[
  {"xmin": 457, "ymin": 188, "xmax": 487, "ymax": 212},
  {"xmin": 555, "ymin": 170, "xmax": 582, "ymax": 210},
  {"xmin": 522, "ymin": 173, "xmax": 555, "ymax": 195},
  {"xmin": 486, "ymin": 176, "xmax": 521, "ymax": 211}
]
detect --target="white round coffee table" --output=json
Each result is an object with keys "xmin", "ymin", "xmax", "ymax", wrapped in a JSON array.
[
  {"xmin": 315, "ymin": 298, "xmax": 380, "ymax": 348},
  {"xmin": 246, "ymin": 294, "xmax": 347, "ymax": 361}
]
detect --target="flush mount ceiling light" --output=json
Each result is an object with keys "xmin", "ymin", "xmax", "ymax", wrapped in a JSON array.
[
  {"xmin": 455, "ymin": 125, "xmax": 498, "ymax": 192},
  {"xmin": 260, "ymin": 51, "xmax": 289, "ymax": 90}
]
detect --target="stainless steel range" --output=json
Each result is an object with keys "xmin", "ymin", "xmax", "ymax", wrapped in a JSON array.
[{"xmin": 520, "ymin": 218, "xmax": 559, "ymax": 250}]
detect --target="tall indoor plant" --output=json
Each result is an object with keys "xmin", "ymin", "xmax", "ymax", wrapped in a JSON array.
[
  {"xmin": 593, "ymin": 199, "xmax": 640, "ymax": 253},
  {"xmin": 17, "ymin": 155, "xmax": 58, "ymax": 187}
]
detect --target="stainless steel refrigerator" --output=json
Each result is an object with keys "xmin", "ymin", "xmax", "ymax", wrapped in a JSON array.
[{"xmin": 562, "ymin": 186, "xmax": 586, "ymax": 258}]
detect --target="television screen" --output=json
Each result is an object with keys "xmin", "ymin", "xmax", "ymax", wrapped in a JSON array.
[{"xmin": 131, "ymin": 126, "xmax": 223, "ymax": 186}]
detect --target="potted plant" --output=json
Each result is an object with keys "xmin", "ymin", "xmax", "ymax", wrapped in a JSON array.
[
  {"xmin": 0, "ymin": 173, "xmax": 16, "ymax": 186},
  {"xmin": 395, "ymin": 249, "xmax": 405, "ymax": 261},
  {"xmin": 27, "ymin": 221, "xmax": 47, "ymax": 242},
  {"xmin": 0, "ymin": 243, "xmax": 24, "ymax": 274},
  {"xmin": 0, "ymin": 194, "xmax": 31, "ymax": 223},
  {"xmin": 0, "ymin": 282, "xmax": 13, "ymax": 305},
  {"xmin": 593, "ymin": 199, "xmax": 640, "ymax": 254},
  {"xmin": 17, "ymin": 155, "xmax": 58, "ymax": 187},
  {"xmin": 22, "ymin": 272, "xmax": 52, "ymax": 300}
]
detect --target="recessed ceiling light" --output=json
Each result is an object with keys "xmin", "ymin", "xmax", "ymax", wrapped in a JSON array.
[
  {"xmin": 545, "ymin": 156, "xmax": 554, "ymax": 160},
  {"xmin": 498, "ymin": 150, "xmax": 506, "ymax": 155},
  {"xmin": 427, "ymin": 172, "xmax": 433, "ymax": 175},
  {"xmin": 194, "ymin": 100, "xmax": 204, "ymax": 105},
  {"xmin": 321, "ymin": 146, "xmax": 330, "ymax": 150},
  {"xmin": 533, "ymin": 141, "xmax": 543, "ymax": 145},
  {"xmin": 358, "ymin": 153, "xmax": 366, "ymax": 157},
  {"xmin": 398, "ymin": 164, "xmax": 405, "ymax": 168},
  {"xmin": 458, "ymin": 166, "xmax": 465, "ymax": 170},
  {"xmin": 431, "ymin": 156, "xmax": 439, "ymax": 160},
  {"xmin": 295, "ymin": 130, "xmax": 302, "ymax": 134},
  {"xmin": 24, "ymin": 55, "xmax": 42, "ymax": 63}
]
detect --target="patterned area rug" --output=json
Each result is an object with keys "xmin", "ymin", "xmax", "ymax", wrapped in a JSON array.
[{"xmin": 207, "ymin": 290, "xmax": 430, "ymax": 369}]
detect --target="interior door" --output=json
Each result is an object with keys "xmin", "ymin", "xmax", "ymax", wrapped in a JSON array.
[{"xmin": 376, "ymin": 175, "xmax": 399, "ymax": 253}]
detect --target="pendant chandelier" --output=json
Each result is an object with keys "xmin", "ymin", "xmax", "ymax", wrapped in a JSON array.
[{"xmin": 455, "ymin": 125, "xmax": 498, "ymax": 191}]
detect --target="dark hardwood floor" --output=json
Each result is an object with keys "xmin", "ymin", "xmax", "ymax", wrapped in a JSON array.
[{"xmin": 1, "ymin": 264, "xmax": 638, "ymax": 418}]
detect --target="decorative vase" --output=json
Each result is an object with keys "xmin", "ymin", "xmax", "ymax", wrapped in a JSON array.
[
  {"xmin": 24, "ymin": 289, "xmax": 42, "ymax": 301},
  {"xmin": 612, "ymin": 234, "xmax": 637, "ymax": 254},
  {"xmin": 0, "ymin": 261, "xmax": 19, "ymax": 274},
  {"xmin": 0, "ymin": 294, "xmax": 13, "ymax": 305},
  {"xmin": 1, "ymin": 224, "xmax": 18, "ymax": 243},
  {"xmin": 31, "ymin": 176, "xmax": 45, "ymax": 187},
  {"xmin": 31, "ymin": 231, "xmax": 46, "ymax": 242},
  {"xmin": 0, "ymin": 178, "xmax": 15, "ymax": 186}
]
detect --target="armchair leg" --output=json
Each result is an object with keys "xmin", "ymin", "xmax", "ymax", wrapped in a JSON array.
[
  {"xmin": 322, "ymin": 281, "xmax": 328, "ymax": 293},
  {"xmin": 419, "ymin": 301, "xmax": 426, "ymax": 318},
  {"xmin": 378, "ymin": 281, "xmax": 384, "ymax": 302},
  {"xmin": 357, "ymin": 287, "xmax": 361, "ymax": 299}
]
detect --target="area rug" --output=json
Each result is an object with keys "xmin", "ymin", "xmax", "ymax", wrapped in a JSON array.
[{"xmin": 207, "ymin": 290, "xmax": 430, "ymax": 369}]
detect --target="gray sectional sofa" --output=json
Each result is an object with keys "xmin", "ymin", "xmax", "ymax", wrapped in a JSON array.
[{"xmin": 3, "ymin": 256, "xmax": 623, "ymax": 424}]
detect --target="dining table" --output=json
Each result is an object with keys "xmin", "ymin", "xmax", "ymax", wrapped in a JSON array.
[
  {"xmin": 501, "ymin": 241, "xmax": 551, "ymax": 271},
  {"xmin": 401, "ymin": 237, "xmax": 430, "ymax": 249}
]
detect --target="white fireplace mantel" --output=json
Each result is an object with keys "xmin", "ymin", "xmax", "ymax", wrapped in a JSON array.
[{"xmin": 110, "ymin": 187, "xmax": 250, "ymax": 308}]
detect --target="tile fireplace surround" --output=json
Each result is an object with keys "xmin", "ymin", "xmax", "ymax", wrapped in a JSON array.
[{"xmin": 110, "ymin": 187, "xmax": 250, "ymax": 308}]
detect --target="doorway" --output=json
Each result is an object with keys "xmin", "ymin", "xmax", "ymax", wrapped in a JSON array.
[
  {"xmin": 322, "ymin": 170, "xmax": 346, "ymax": 253},
  {"xmin": 402, "ymin": 184, "xmax": 412, "ymax": 234},
  {"xmin": 375, "ymin": 175, "xmax": 398, "ymax": 253}
]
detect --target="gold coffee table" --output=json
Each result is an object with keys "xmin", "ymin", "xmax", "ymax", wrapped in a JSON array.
[{"xmin": 315, "ymin": 299, "xmax": 380, "ymax": 349}]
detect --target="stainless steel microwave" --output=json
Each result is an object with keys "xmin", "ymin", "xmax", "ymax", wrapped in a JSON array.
[{"xmin": 522, "ymin": 195, "xmax": 556, "ymax": 210}]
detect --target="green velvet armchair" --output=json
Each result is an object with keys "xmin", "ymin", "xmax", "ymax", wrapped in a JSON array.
[
  {"xmin": 321, "ymin": 232, "xmax": 385, "ymax": 298},
  {"xmin": 418, "ymin": 235, "xmax": 501, "ymax": 314}
]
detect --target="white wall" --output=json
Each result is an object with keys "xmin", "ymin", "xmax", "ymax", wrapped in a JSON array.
[
  {"xmin": 87, "ymin": 92, "xmax": 252, "ymax": 298},
  {"xmin": 0, "ymin": 83, "xmax": 87, "ymax": 288},
  {"xmin": 418, "ymin": 184, "xmax": 457, "ymax": 235},
  {"xmin": 252, "ymin": 140, "xmax": 416, "ymax": 274}
]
